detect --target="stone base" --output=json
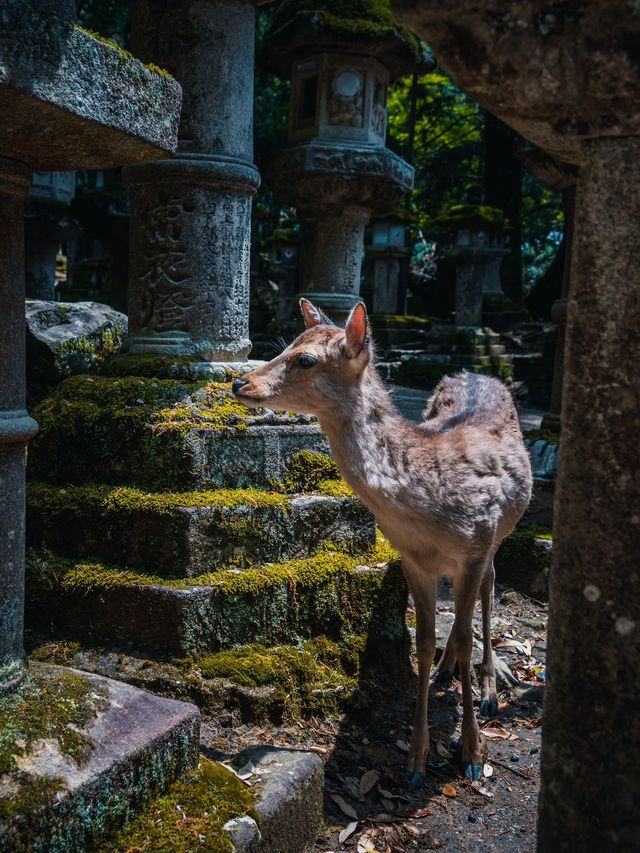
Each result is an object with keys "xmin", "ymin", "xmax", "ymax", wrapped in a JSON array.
[
  {"xmin": 25, "ymin": 544, "xmax": 407, "ymax": 658},
  {"xmin": 27, "ymin": 483, "xmax": 376, "ymax": 576},
  {"xmin": 0, "ymin": 662, "xmax": 200, "ymax": 853},
  {"xmin": 482, "ymin": 293, "xmax": 531, "ymax": 332}
]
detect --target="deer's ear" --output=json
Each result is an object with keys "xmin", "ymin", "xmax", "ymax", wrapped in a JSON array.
[
  {"xmin": 300, "ymin": 298, "xmax": 333, "ymax": 329},
  {"xmin": 344, "ymin": 302, "xmax": 370, "ymax": 359}
]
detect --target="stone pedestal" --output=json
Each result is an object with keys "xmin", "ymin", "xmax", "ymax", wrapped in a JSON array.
[
  {"xmin": 538, "ymin": 137, "xmax": 640, "ymax": 853},
  {"xmin": 127, "ymin": 0, "xmax": 261, "ymax": 362},
  {"xmin": 372, "ymin": 247, "xmax": 408, "ymax": 314},
  {"xmin": 0, "ymin": 159, "xmax": 38, "ymax": 695},
  {"xmin": 390, "ymin": 1, "xmax": 640, "ymax": 848}
]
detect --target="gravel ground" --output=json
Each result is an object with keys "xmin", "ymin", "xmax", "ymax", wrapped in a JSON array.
[{"xmin": 200, "ymin": 586, "xmax": 547, "ymax": 853}]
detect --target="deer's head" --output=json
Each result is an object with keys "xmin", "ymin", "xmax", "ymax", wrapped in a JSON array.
[{"xmin": 232, "ymin": 298, "xmax": 372, "ymax": 416}]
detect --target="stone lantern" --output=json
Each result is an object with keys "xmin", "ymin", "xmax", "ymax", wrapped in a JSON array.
[
  {"xmin": 263, "ymin": 0, "xmax": 434, "ymax": 321},
  {"xmin": 368, "ymin": 210, "xmax": 412, "ymax": 315},
  {"xmin": 25, "ymin": 170, "xmax": 75, "ymax": 300}
]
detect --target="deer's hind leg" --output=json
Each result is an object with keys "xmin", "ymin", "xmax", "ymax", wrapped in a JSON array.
[
  {"xmin": 479, "ymin": 560, "xmax": 498, "ymax": 718},
  {"xmin": 403, "ymin": 560, "xmax": 437, "ymax": 791},
  {"xmin": 451, "ymin": 557, "xmax": 490, "ymax": 781}
]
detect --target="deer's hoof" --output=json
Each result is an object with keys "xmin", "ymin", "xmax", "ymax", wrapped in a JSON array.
[
  {"xmin": 403, "ymin": 770, "xmax": 425, "ymax": 792},
  {"xmin": 480, "ymin": 699, "xmax": 498, "ymax": 718},
  {"xmin": 463, "ymin": 762, "xmax": 483, "ymax": 782},
  {"xmin": 432, "ymin": 667, "xmax": 452, "ymax": 684}
]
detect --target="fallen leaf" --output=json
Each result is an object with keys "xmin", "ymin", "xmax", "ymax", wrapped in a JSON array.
[
  {"xmin": 405, "ymin": 825, "xmax": 421, "ymax": 837},
  {"xmin": 359, "ymin": 768, "xmax": 381, "ymax": 798},
  {"xmin": 381, "ymin": 797, "xmax": 396, "ymax": 811},
  {"xmin": 481, "ymin": 725, "xmax": 519, "ymax": 740},
  {"xmin": 395, "ymin": 739, "xmax": 410, "ymax": 753},
  {"xmin": 339, "ymin": 821, "xmax": 358, "ymax": 844},
  {"xmin": 442, "ymin": 783, "xmax": 457, "ymax": 798},
  {"xmin": 483, "ymin": 763, "xmax": 494, "ymax": 778},
  {"xmin": 436, "ymin": 741, "xmax": 453, "ymax": 759},
  {"xmin": 471, "ymin": 780, "xmax": 495, "ymax": 798},
  {"xmin": 330, "ymin": 793, "xmax": 358, "ymax": 820},
  {"xmin": 357, "ymin": 835, "xmax": 376, "ymax": 852}
]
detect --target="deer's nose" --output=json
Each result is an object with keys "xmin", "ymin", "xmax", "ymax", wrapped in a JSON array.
[{"xmin": 232, "ymin": 378, "xmax": 248, "ymax": 396}]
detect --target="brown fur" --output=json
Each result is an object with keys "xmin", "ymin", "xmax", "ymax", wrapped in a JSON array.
[{"xmin": 234, "ymin": 301, "xmax": 533, "ymax": 783}]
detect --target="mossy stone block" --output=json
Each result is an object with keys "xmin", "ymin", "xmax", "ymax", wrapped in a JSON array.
[
  {"xmin": 27, "ymin": 483, "xmax": 376, "ymax": 576},
  {"xmin": 0, "ymin": 663, "xmax": 199, "ymax": 853},
  {"xmin": 25, "ymin": 540, "xmax": 408, "ymax": 657}
]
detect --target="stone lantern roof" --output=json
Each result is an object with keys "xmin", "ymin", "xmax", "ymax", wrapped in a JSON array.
[{"xmin": 262, "ymin": 0, "xmax": 435, "ymax": 79}]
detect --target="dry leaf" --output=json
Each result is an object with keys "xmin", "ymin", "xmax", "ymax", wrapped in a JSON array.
[
  {"xmin": 471, "ymin": 780, "xmax": 494, "ymax": 798},
  {"xmin": 405, "ymin": 825, "xmax": 421, "ymax": 837},
  {"xmin": 395, "ymin": 739, "xmax": 410, "ymax": 753},
  {"xmin": 330, "ymin": 793, "xmax": 358, "ymax": 820},
  {"xmin": 359, "ymin": 768, "xmax": 381, "ymax": 798},
  {"xmin": 436, "ymin": 741, "xmax": 453, "ymax": 759},
  {"xmin": 442, "ymin": 783, "xmax": 457, "ymax": 798},
  {"xmin": 339, "ymin": 821, "xmax": 358, "ymax": 844},
  {"xmin": 381, "ymin": 797, "xmax": 396, "ymax": 811},
  {"xmin": 483, "ymin": 763, "xmax": 494, "ymax": 778},
  {"xmin": 481, "ymin": 725, "xmax": 519, "ymax": 740},
  {"xmin": 357, "ymin": 836, "xmax": 376, "ymax": 852}
]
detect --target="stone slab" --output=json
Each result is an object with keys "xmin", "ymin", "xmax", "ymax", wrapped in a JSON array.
[
  {"xmin": 27, "ymin": 485, "xmax": 376, "ymax": 576},
  {"xmin": 0, "ymin": 1, "xmax": 181, "ymax": 169},
  {"xmin": 225, "ymin": 747, "xmax": 324, "ymax": 853},
  {"xmin": 0, "ymin": 662, "xmax": 200, "ymax": 853},
  {"xmin": 495, "ymin": 532, "xmax": 552, "ymax": 601},
  {"xmin": 26, "ymin": 550, "xmax": 408, "ymax": 657}
]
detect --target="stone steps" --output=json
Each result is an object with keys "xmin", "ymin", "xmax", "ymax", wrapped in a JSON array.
[
  {"xmin": 27, "ymin": 374, "xmax": 329, "ymax": 490},
  {"xmin": 25, "ymin": 538, "xmax": 407, "ymax": 658},
  {"xmin": 27, "ymin": 482, "xmax": 375, "ymax": 577}
]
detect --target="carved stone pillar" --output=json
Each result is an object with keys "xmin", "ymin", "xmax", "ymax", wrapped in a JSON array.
[
  {"xmin": 126, "ymin": 0, "xmax": 260, "ymax": 361},
  {"xmin": 298, "ymin": 205, "xmax": 370, "ymax": 317},
  {"xmin": 0, "ymin": 159, "xmax": 38, "ymax": 695}
]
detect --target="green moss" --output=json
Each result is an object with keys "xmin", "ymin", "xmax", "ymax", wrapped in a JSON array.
[
  {"xmin": 53, "ymin": 323, "xmax": 125, "ymax": 378},
  {"xmin": 99, "ymin": 756, "xmax": 253, "ymax": 853},
  {"xmin": 26, "ymin": 532, "xmax": 399, "ymax": 597},
  {"xmin": 0, "ymin": 774, "xmax": 65, "ymax": 823},
  {"xmin": 516, "ymin": 525, "xmax": 553, "ymax": 541},
  {"xmin": 28, "ymin": 482, "xmax": 291, "ymax": 522},
  {"xmin": 433, "ymin": 203, "xmax": 509, "ymax": 229},
  {"xmin": 266, "ymin": 0, "xmax": 430, "ymax": 69},
  {"xmin": 73, "ymin": 25, "xmax": 173, "ymax": 78},
  {"xmin": 0, "ymin": 664, "xmax": 108, "ymax": 778},
  {"xmin": 315, "ymin": 478, "xmax": 354, "ymax": 498},
  {"xmin": 282, "ymin": 450, "xmax": 340, "ymax": 493},
  {"xmin": 102, "ymin": 353, "xmax": 199, "ymax": 378}
]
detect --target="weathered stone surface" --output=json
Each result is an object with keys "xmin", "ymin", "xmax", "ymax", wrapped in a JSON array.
[
  {"xmin": 231, "ymin": 747, "xmax": 325, "ymax": 853},
  {"xmin": 27, "ymin": 483, "xmax": 376, "ymax": 575},
  {"xmin": 271, "ymin": 142, "xmax": 413, "ymax": 214},
  {"xmin": 25, "ymin": 547, "xmax": 407, "ymax": 658},
  {"xmin": 26, "ymin": 300, "xmax": 127, "ymax": 387},
  {"xmin": 391, "ymin": 0, "xmax": 640, "ymax": 165},
  {"xmin": 494, "ymin": 530, "xmax": 552, "ymax": 601},
  {"xmin": 0, "ymin": 662, "xmax": 200, "ymax": 853},
  {"xmin": 27, "ymin": 375, "xmax": 331, "ymax": 489},
  {"xmin": 538, "ymin": 138, "xmax": 640, "ymax": 852},
  {"xmin": 0, "ymin": 1, "xmax": 181, "ymax": 170},
  {"xmin": 0, "ymin": 160, "xmax": 38, "ymax": 696}
]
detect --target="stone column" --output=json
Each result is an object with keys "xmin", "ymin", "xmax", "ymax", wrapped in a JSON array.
[
  {"xmin": 538, "ymin": 137, "xmax": 640, "ymax": 851},
  {"xmin": 372, "ymin": 251, "xmax": 406, "ymax": 314},
  {"xmin": 0, "ymin": 159, "xmax": 38, "ymax": 695},
  {"xmin": 298, "ymin": 206, "xmax": 370, "ymax": 317},
  {"xmin": 126, "ymin": 0, "xmax": 260, "ymax": 361}
]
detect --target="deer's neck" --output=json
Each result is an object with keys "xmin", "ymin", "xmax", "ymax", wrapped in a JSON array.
[{"xmin": 316, "ymin": 369, "xmax": 416, "ymax": 498}]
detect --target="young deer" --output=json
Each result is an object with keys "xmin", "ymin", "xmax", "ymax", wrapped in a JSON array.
[{"xmin": 233, "ymin": 299, "xmax": 532, "ymax": 787}]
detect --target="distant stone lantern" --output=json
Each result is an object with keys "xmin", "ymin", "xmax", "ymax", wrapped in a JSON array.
[
  {"xmin": 263, "ymin": 0, "xmax": 433, "ymax": 321},
  {"xmin": 368, "ymin": 210, "xmax": 412, "ymax": 314}
]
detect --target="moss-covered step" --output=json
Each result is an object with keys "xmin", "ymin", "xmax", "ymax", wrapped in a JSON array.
[
  {"xmin": 495, "ymin": 527, "xmax": 552, "ymax": 601},
  {"xmin": 25, "ymin": 538, "xmax": 408, "ymax": 658},
  {"xmin": 0, "ymin": 662, "xmax": 199, "ymax": 853},
  {"xmin": 27, "ymin": 375, "xmax": 329, "ymax": 490},
  {"xmin": 30, "ymin": 633, "xmax": 370, "ymax": 725},
  {"xmin": 27, "ymin": 482, "xmax": 375, "ymax": 577},
  {"xmin": 99, "ymin": 748, "xmax": 324, "ymax": 853}
]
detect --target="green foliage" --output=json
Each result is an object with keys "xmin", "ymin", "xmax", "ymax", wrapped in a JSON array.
[{"xmin": 282, "ymin": 450, "xmax": 340, "ymax": 492}]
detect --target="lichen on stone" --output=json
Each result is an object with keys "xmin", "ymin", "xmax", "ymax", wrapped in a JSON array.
[
  {"xmin": 98, "ymin": 756, "xmax": 253, "ymax": 853},
  {"xmin": 0, "ymin": 664, "xmax": 107, "ymax": 779}
]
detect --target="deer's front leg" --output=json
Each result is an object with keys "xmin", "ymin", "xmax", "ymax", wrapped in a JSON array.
[
  {"xmin": 452, "ymin": 564, "xmax": 487, "ymax": 781},
  {"xmin": 479, "ymin": 561, "xmax": 498, "ymax": 718},
  {"xmin": 403, "ymin": 564, "xmax": 437, "ymax": 791}
]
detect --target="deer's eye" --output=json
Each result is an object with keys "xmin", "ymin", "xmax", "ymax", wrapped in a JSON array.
[{"xmin": 298, "ymin": 354, "xmax": 317, "ymax": 369}]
